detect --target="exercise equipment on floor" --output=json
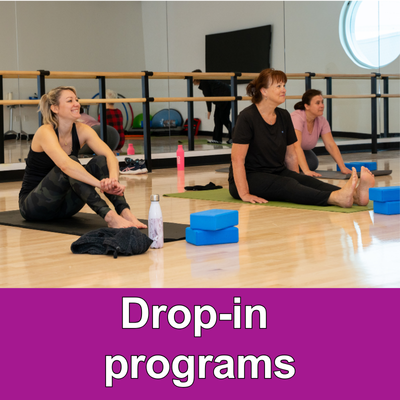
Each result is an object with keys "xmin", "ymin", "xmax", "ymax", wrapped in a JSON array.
[
  {"xmin": 369, "ymin": 186, "xmax": 400, "ymax": 215},
  {"xmin": 151, "ymin": 109, "xmax": 183, "ymax": 128},
  {"xmin": 132, "ymin": 113, "xmax": 153, "ymax": 128},
  {"xmin": 79, "ymin": 125, "xmax": 119, "ymax": 154},
  {"xmin": 316, "ymin": 169, "xmax": 391, "ymax": 179},
  {"xmin": 215, "ymin": 168, "xmax": 392, "ymax": 179},
  {"xmin": 337, "ymin": 161, "xmax": 377, "ymax": 172},
  {"xmin": 0, "ymin": 210, "xmax": 189, "ymax": 241},
  {"xmin": 164, "ymin": 189, "xmax": 373, "ymax": 213},
  {"xmin": 186, "ymin": 209, "xmax": 239, "ymax": 246},
  {"xmin": 183, "ymin": 118, "xmax": 201, "ymax": 136}
]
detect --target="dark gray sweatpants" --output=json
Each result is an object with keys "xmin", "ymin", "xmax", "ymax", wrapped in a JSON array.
[{"xmin": 19, "ymin": 155, "xmax": 129, "ymax": 221}]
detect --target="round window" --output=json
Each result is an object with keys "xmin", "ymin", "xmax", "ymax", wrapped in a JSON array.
[{"xmin": 339, "ymin": 1, "xmax": 400, "ymax": 69}]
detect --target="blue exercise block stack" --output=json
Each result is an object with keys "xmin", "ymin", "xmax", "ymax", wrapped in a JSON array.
[
  {"xmin": 186, "ymin": 209, "xmax": 239, "ymax": 246},
  {"xmin": 369, "ymin": 186, "xmax": 400, "ymax": 215},
  {"xmin": 337, "ymin": 161, "xmax": 377, "ymax": 172}
]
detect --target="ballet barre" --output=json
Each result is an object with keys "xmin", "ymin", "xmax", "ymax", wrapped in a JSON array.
[{"xmin": 1, "ymin": 69, "xmax": 399, "ymax": 167}]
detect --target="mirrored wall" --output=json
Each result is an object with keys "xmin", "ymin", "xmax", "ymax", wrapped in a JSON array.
[{"xmin": 1, "ymin": 1, "xmax": 399, "ymax": 166}]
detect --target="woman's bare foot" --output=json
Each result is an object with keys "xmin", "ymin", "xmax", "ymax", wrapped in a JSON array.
[
  {"xmin": 327, "ymin": 167, "xmax": 358, "ymax": 208},
  {"xmin": 353, "ymin": 167, "xmax": 375, "ymax": 206},
  {"xmin": 105, "ymin": 210, "xmax": 135, "ymax": 229},
  {"xmin": 120, "ymin": 208, "xmax": 147, "ymax": 229}
]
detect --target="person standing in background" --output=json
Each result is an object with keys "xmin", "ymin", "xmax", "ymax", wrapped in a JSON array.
[{"xmin": 193, "ymin": 69, "xmax": 232, "ymax": 144}]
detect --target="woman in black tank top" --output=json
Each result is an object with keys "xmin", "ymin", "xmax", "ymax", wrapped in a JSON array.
[{"xmin": 19, "ymin": 86, "xmax": 147, "ymax": 229}]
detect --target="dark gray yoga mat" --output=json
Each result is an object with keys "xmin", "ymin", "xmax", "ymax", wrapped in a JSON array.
[
  {"xmin": 0, "ymin": 210, "xmax": 188, "ymax": 241},
  {"xmin": 215, "ymin": 167, "xmax": 392, "ymax": 179},
  {"xmin": 314, "ymin": 170, "xmax": 392, "ymax": 179}
]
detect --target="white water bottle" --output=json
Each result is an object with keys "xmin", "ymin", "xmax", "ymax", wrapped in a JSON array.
[{"xmin": 148, "ymin": 194, "xmax": 164, "ymax": 249}]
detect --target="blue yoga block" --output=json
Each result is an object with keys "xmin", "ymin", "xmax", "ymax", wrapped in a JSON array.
[
  {"xmin": 186, "ymin": 226, "xmax": 239, "ymax": 246},
  {"xmin": 369, "ymin": 186, "xmax": 400, "ymax": 202},
  {"xmin": 336, "ymin": 161, "xmax": 377, "ymax": 172},
  {"xmin": 190, "ymin": 209, "xmax": 238, "ymax": 231},
  {"xmin": 373, "ymin": 200, "xmax": 400, "ymax": 215}
]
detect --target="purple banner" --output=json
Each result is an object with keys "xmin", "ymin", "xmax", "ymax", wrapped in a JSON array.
[{"xmin": 1, "ymin": 289, "xmax": 399, "ymax": 398}]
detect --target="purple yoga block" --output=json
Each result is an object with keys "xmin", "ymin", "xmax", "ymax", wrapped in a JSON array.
[
  {"xmin": 373, "ymin": 200, "xmax": 400, "ymax": 215},
  {"xmin": 336, "ymin": 161, "xmax": 377, "ymax": 172},
  {"xmin": 369, "ymin": 186, "xmax": 400, "ymax": 202},
  {"xmin": 190, "ymin": 209, "xmax": 238, "ymax": 231},
  {"xmin": 186, "ymin": 226, "xmax": 239, "ymax": 246}
]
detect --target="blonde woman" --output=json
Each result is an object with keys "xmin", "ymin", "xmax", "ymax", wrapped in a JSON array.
[{"xmin": 19, "ymin": 86, "xmax": 146, "ymax": 229}]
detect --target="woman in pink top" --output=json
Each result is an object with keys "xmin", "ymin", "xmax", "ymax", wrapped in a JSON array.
[{"xmin": 291, "ymin": 90, "xmax": 352, "ymax": 177}]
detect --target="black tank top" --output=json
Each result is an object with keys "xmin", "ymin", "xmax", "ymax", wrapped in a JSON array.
[{"xmin": 19, "ymin": 124, "xmax": 81, "ymax": 202}]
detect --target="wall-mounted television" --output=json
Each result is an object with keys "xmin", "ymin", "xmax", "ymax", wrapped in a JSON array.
[{"xmin": 206, "ymin": 25, "xmax": 272, "ymax": 83}]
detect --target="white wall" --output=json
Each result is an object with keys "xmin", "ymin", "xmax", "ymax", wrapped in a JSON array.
[{"xmin": 141, "ymin": 1, "xmax": 171, "ymax": 115}]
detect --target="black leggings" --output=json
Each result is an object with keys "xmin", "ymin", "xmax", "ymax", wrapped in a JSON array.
[
  {"xmin": 229, "ymin": 168, "xmax": 340, "ymax": 206},
  {"xmin": 303, "ymin": 149, "xmax": 319, "ymax": 171},
  {"xmin": 19, "ymin": 155, "xmax": 129, "ymax": 221},
  {"xmin": 213, "ymin": 102, "xmax": 231, "ymax": 142}
]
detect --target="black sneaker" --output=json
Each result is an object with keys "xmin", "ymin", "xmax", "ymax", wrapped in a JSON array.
[
  {"xmin": 226, "ymin": 139, "xmax": 233, "ymax": 144},
  {"xmin": 125, "ymin": 157, "xmax": 136, "ymax": 165},
  {"xmin": 207, "ymin": 139, "xmax": 222, "ymax": 144},
  {"xmin": 120, "ymin": 159, "xmax": 148, "ymax": 175},
  {"xmin": 137, "ymin": 160, "xmax": 148, "ymax": 174}
]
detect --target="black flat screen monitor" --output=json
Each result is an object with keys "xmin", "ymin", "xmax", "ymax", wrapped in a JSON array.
[{"xmin": 206, "ymin": 25, "xmax": 272, "ymax": 83}]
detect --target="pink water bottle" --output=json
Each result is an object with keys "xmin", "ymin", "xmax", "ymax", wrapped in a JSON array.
[
  {"xmin": 127, "ymin": 143, "xmax": 135, "ymax": 155},
  {"xmin": 177, "ymin": 170, "xmax": 185, "ymax": 193},
  {"xmin": 177, "ymin": 144, "xmax": 185, "ymax": 170}
]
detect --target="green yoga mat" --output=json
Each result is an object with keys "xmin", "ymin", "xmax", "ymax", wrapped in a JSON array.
[{"xmin": 164, "ymin": 188, "xmax": 373, "ymax": 213}]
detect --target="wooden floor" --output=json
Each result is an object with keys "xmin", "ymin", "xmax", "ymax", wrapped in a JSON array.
[{"xmin": 1, "ymin": 149, "xmax": 399, "ymax": 288}]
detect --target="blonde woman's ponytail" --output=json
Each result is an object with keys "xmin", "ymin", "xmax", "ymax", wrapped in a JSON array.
[{"xmin": 38, "ymin": 86, "xmax": 77, "ymax": 129}]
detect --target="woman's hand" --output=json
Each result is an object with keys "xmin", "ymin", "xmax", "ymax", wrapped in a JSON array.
[
  {"xmin": 340, "ymin": 167, "xmax": 352, "ymax": 175},
  {"xmin": 303, "ymin": 170, "xmax": 322, "ymax": 177},
  {"xmin": 241, "ymin": 193, "xmax": 268, "ymax": 204},
  {"xmin": 100, "ymin": 178, "xmax": 125, "ymax": 196}
]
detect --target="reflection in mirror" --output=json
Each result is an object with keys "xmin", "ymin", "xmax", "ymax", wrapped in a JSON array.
[
  {"xmin": 2, "ymin": 1, "xmax": 398, "ymax": 167},
  {"xmin": 284, "ymin": 0, "xmax": 399, "ymax": 155},
  {"xmin": 3, "ymin": 1, "xmax": 149, "ymax": 164}
]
